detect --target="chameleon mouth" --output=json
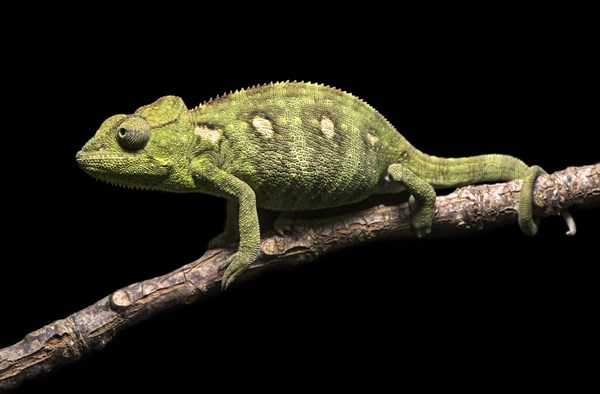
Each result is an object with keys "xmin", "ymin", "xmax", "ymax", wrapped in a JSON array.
[
  {"xmin": 75, "ymin": 150, "xmax": 134, "ymax": 182},
  {"xmin": 75, "ymin": 151, "xmax": 128, "ymax": 165},
  {"xmin": 75, "ymin": 150, "xmax": 171, "ymax": 191}
]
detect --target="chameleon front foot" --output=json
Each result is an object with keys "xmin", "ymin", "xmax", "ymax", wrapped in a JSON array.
[{"xmin": 221, "ymin": 253, "xmax": 253, "ymax": 290}]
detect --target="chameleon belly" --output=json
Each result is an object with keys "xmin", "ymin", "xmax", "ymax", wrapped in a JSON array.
[{"xmin": 191, "ymin": 82, "xmax": 403, "ymax": 210}]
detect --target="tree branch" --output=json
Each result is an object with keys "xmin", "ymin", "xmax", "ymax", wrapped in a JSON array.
[{"xmin": 1, "ymin": 164, "xmax": 598, "ymax": 391}]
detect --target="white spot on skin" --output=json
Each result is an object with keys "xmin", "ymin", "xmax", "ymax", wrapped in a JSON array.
[
  {"xmin": 194, "ymin": 126, "xmax": 220, "ymax": 143},
  {"xmin": 321, "ymin": 117, "xmax": 335, "ymax": 138},
  {"xmin": 252, "ymin": 117, "xmax": 274, "ymax": 137},
  {"xmin": 367, "ymin": 133, "xmax": 379, "ymax": 146}
]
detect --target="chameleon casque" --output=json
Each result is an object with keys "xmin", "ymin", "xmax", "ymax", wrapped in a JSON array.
[{"xmin": 76, "ymin": 81, "xmax": 568, "ymax": 288}]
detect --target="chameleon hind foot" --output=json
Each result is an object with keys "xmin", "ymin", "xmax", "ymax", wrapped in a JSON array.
[
  {"xmin": 387, "ymin": 163, "xmax": 436, "ymax": 238},
  {"xmin": 408, "ymin": 195, "xmax": 434, "ymax": 238}
]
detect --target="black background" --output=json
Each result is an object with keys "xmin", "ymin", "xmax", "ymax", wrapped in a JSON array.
[{"xmin": 0, "ymin": 1, "xmax": 597, "ymax": 391}]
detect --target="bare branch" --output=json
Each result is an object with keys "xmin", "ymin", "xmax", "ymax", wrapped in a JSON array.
[{"xmin": 1, "ymin": 164, "xmax": 598, "ymax": 391}]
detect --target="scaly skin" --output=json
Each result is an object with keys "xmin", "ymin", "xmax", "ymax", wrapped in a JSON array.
[{"xmin": 76, "ymin": 81, "xmax": 560, "ymax": 288}]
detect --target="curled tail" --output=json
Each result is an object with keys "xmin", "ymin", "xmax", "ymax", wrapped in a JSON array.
[{"xmin": 404, "ymin": 148, "xmax": 576, "ymax": 236}]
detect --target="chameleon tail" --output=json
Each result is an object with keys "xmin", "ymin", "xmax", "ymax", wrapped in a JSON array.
[
  {"xmin": 405, "ymin": 149, "xmax": 576, "ymax": 236},
  {"xmin": 405, "ymin": 150, "xmax": 530, "ymax": 188}
]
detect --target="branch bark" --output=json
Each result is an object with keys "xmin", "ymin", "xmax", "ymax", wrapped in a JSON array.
[{"xmin": 1, "ymin": 164, "xmax": 599, "ymax": 391}]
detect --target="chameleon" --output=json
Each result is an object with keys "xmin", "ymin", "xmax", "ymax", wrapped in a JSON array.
[{"xmin": 76, "ymin": 81, "xmax": 574, "ymax": 289}]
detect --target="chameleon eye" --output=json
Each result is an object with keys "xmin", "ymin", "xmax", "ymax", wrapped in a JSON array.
[{"xmin": 116, "ymin": 116, "xmax": 151, "ymax": 150}]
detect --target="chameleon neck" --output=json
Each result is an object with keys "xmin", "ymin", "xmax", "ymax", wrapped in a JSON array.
[{"xmin": 406, "ymin": 147, "xmax": 529, "ymax": 189}]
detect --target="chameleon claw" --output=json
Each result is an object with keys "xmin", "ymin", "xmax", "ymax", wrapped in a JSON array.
[
  {"xmin": 412, "ymin": 226, "xmax": 432, "ymax": 238},
  {"xmin": 221, "ymin": 270, "xmax": 236, "ymax": 290},
  {"xmin": 221, "ymin": 253, "xmax": 251, "ymax": 290},
  {"xmin": 222, "ymin": 270, "xmax": 243, "ymax": 290},
  {"xmin": 221, "ymin": 276, "xmax": 233, "ymax": 290},
  {"xmin": 221, "ymin": 268, "xmax": 237, "ymax": 290}
]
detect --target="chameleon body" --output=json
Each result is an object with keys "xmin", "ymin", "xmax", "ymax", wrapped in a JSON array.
[{"xmin": 77, "ymin": 81, "xmax": 554, "ymax": 288}]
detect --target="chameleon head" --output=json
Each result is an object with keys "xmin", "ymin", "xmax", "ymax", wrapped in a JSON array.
[{"xmin": 76, "ymin": 96, "xmax": 194, "ymax": 191}]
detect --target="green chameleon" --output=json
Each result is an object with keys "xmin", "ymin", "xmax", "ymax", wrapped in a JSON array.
[{"xmin": 76, "ymin": 81, "xmax": 573, "ymax": 288}]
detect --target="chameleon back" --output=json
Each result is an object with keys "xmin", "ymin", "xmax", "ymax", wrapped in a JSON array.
[{"xmin": 190, "ymin": 82, "xmax": 406, "ymax": 210}]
